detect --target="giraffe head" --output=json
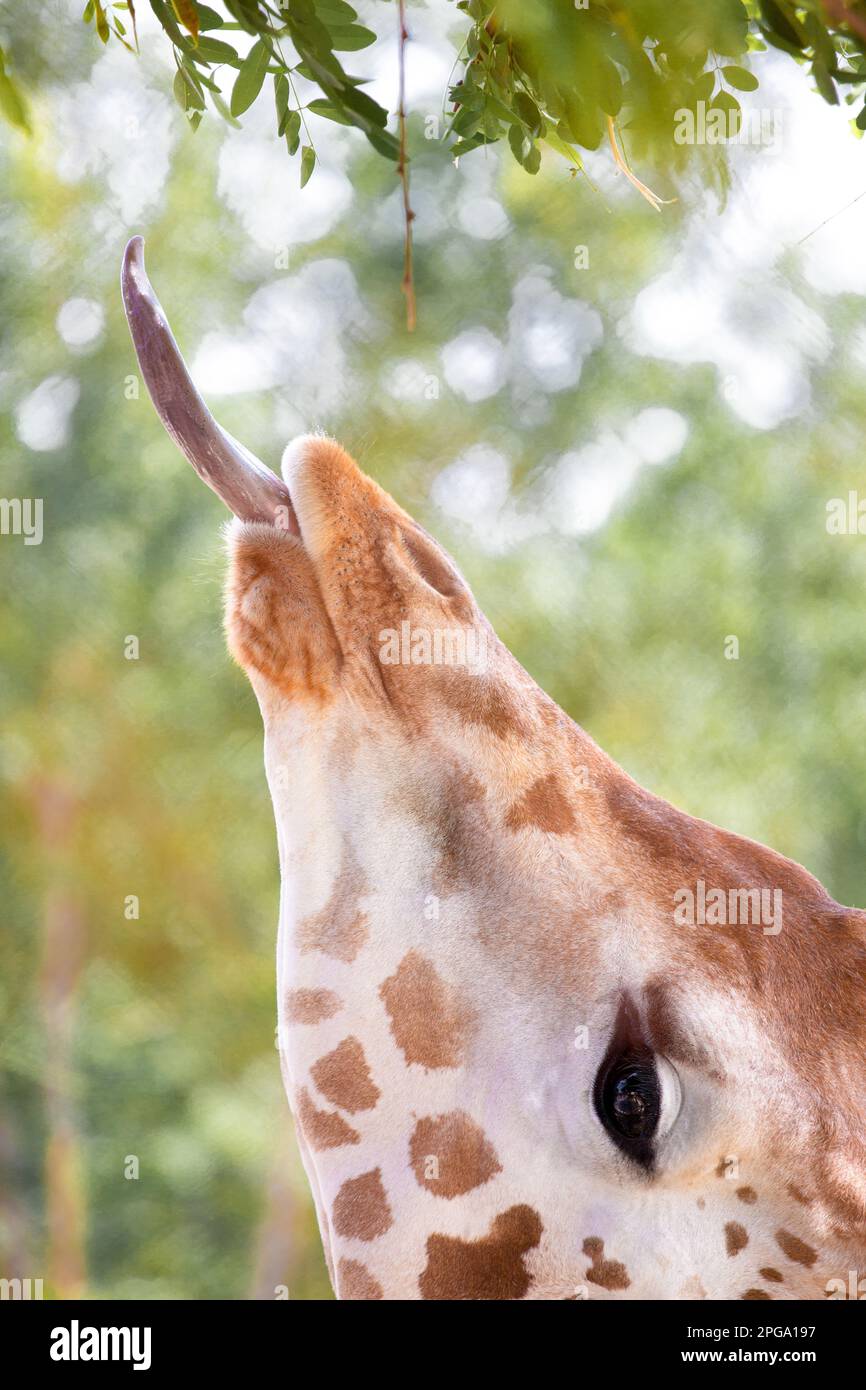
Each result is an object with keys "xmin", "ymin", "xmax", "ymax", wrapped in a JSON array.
[{"xmin": 124, "ymin": 239, "xmax": 866, "ymax": 1301}]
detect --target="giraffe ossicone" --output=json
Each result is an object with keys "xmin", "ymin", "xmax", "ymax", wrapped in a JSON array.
[{"xmin": 123, "ymin": 239, "xmax": 866, "ymax": 1301}]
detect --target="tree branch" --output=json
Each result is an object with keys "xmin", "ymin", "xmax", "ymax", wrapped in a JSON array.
[{"xmin": 397, "ymin": 0, "xmax": 416, "ymax": 332}]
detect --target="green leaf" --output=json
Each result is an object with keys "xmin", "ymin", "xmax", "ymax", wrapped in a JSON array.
[
  {"xmin": 486, "ymin": 92, "xmax": 522, "ymax": 126},
  {"xmin": 300, "ymin": 143, "xmax": 316, "ymax": 187},
  {"xmin": 274, "ymin": 71, "xmax": 290, "ymax": 131},
  {"xmin": 508, "ymin": 120, "xmax": 528, "ymax": 162},
  {"xmin": 173, "ymin": 63, "xmax": 204, "ymax": 111},
  {"xmin": 326, "ymin": 25, "xmax": 376, "ymax": 52},
  {"xmin": 314, "ymin": 1, "xmax": 359, "ymax": 21},
  {"xmin": 195, "ymin": 4, "xmax": 223, "ymax": 28},
  {"xmin": 711, "ymin": 89, "xmax": 742, "ymax": 134},
  {"xmin": 223, "ymin": 0, "xmax": 271, "ymax": 35},
  {"xmin": 561, "ymin": 93, "xmax": 603, "ymax": 151},
  {"xmin": 482, "ymin": 110, "xmax": 502, "ymax": 141},
  {"xmin": 597, "ymin": 60, "xmax": 623, "ymax": 118},
  {"xmin": 813, "ymin": 61, "xmax": 839, "ymax": 106},
  {"xmin": 149, "ymin": 0, "xmax": 185, "ymax": 45},
  {"xmin": 289, "ymin": 11, "xmax": 338, "ymax": 66},
  {"xmin": 192, "ymin": 36, "xmax": 240, "ymax": 64},
  {"xmin": 363, "ymin": 125, "xmax": 400, "ymax": 159},
  {"xmin": 448, "ymin": 82, "xmax": 483, "ymax": 111},
  {"xmin": 722, "ymin": 65, "xmax": 759, "ymax": 92},
  {"xmin": 285, "ymin": 109, "xmax": 301, "ymax": 154},
  {"xmin": 523, "ymin": 141, "xmax": 541, "ymax": 174},
  {"xmin": 307, "ymin": 98, "xmax": 354, "ymax": 125},
  {"xmin": 757, "ymin": 24, "xmax": 801, "ymax": 58},
  {"xmin": 230, "ymin": 37, "xmax": 270, "ymax": 116},
  {"xmin": 804, "ymin": 12, "xmax": 835, "ymax": 70},
  {"xmin": 95, "ymin": 1, "xmax": 110, "ymax": 42},
  {"xmin": 0, "ymin": 52, "xmax": 31, "ymax": 135},
  {"xmin": 451, "ymin": 103, "xmax": 480, "ymax": 136},
  {"xmin": 450, "ymin": 133, "xmax": 494, "ymax": 157},
  {"xmin": 759, "ymin": 0, "xmax": 804, "ymax": 49},
  {"xmin": 508, "ymin": 122, "xmax": 544, "ymax": 174},
  {"xmin": 336, "ymin": 82, "xmax": 389, "ymax": 128},
  {"xmin": 173, "ymin": 67, "xmax": 189, "ymax": 109},
  {"xmin": 514, "ymin": 91, "xmax": 543, "ymax": 136},
  {"xmin": 692, "ymin": 71, "xmax": 716, "ymax": 103},
  {"xmin": 179, "ymin": 60, "xmax": 205, "ymax": 107},
  {"xmin": 857, "ymin": 103, "xmax": 866, "ymax": 131}
]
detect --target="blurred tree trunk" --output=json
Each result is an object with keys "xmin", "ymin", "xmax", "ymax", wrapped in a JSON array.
[
  {"xmin": 35, "ymin": 781, "xmax": 86, "ymax": 1299},
  {"xmin": 0, "ymin": 1113, "xmax": 33, "ymax": 1277},
  {"xmin": 248, "ymin": 1120, "xmax": 301, "ymax": 1300}
]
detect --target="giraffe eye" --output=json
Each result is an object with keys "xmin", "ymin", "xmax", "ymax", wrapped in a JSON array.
[{"xmin": 594, "ymin": 1047, "xmax": 681, "ymax": 1169}]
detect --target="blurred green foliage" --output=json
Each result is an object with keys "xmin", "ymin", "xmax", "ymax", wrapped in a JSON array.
[
  {"xmin": 5, "ymin": 2, "xmax": 866, "ymax": 202},
  {"xmin": 1, "ymin": 0, "xmax": 866, "ymax": 1302}
]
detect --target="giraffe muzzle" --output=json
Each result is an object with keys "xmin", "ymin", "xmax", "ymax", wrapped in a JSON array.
[{"xmin": 121, "ymin": 236, "xmax": 298, "ymax": 533}]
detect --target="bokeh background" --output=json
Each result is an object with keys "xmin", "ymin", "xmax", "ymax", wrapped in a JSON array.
[{"xmin": 3, "ymin": 0, "xmax": 866, "ymax": 1300}]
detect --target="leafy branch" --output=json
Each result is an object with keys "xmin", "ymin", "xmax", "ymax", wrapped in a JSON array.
[
  {"xmin": 4, "ymin": 2, "xmax": 866, "ymax": 319},
  {"xmin": 4, "ymin": 2, "xmax": 866, "ymax": 188},
  {"xmin": 81, "ymin": 0, "xmax": 399, "ymax": 181},
  {"xmin": 446, "ymin": 0, "xmax": 866, "ymax": 202}
]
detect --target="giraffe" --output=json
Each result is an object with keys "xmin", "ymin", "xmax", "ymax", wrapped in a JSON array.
[{"xmin": 123, "ymin": 237, "xmax": 866, "ymax": 1301}]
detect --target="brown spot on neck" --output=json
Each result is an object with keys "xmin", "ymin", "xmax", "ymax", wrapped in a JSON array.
[
  {"xmin": 787, "ymin": 1184, "xmax": 812, "ymax": 1207},
  {"xmin": 505, "ymin": 772, "xmax": 577, "ymax": 836},
  {"xmin": 419, "ymin": 1205, "xmax": 543, "ymax": 1300},
  {"xmin": 409, "ymin": 1112, "xmax": 502, "ymax": 1198},
  {"xmin": 310, "ymin": 1036, "xmax": 380, "ymax": 1114},
  {"xmin": 285, "ymin": 987, "xmax": 343, "ymax": 1025},
  {"xmin": 337, "ymin": 1258, "xmax": 383, "ymax": 1300},
  {"xmin": 439, "ymin": 668, "xmax": 529, "ymax": 740},
  {"xmin": 297, "ymin": 844, "xmax": 369, "ymax": 963},
  {"xmin": 332, "ymin": 1169, "xmax": 393, "ymax": 1242},
  {"xmin": 294, "ymin": 1087, "xmax": 359, "ymax": 1151},
  {"xmin": 725, "ymin": 1222, "xmax": 749, "ymax": 1256},
  {"xmin": 582, "ymin": 1237, "xmax": 631, "ymax": 1291},
  {"xmin": 429, "ymin": 767, "xmax": 487, "ymax": 898},
  {"xmin": 775, "ymin": 1229, "xmax": 818, "ymax": 1267},
  {"xmin": 736, "ymin": 1186, "xmax": 758, "ymax": 1205},
  {"xmin": 380, "ymin": 950, "xmax": 474, "ymax": 1069}
]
